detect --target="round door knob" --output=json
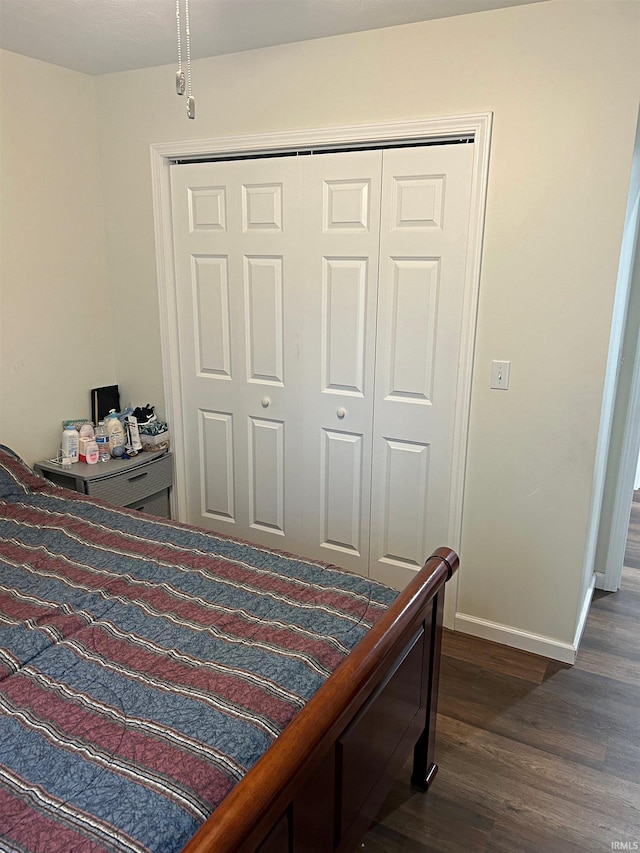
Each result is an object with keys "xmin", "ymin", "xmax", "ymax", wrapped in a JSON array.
[
  {"xmin": 261, "ymin": 397, "xmax": 270, "ymax": 408},
  {"xmin": 336, "ymin": 407, "xmax": 346, "ymax": 419}
]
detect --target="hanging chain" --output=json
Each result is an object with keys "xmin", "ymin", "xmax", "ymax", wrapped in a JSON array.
[
  {"xmin": 185, "ymin": 0, "xmax": 195, "ymax": 118},
  {"xmin": 176, "ymin": 0, "xmax": 194, "ymax": 116},
  {"xmin": 175, "ymin": 0, "xmax": 185, "ymax": 95}
]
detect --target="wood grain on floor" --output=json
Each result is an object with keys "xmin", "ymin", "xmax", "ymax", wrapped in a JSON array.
[{"xmin": 363, "ymin": 495, "xmax": 640, "ymax": 852}]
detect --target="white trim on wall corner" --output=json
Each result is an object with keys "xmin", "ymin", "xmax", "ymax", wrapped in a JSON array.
[
  {"xmin": 150, "ymin": 113, "xmax": 492, "ymax": 629},
  {"xmin": 572, "ymin": 573, "xmax": 596, "ymax": 656},
  {"xmin": 454, "ymin": 612, "xmax": 578, "ymax": 664}
]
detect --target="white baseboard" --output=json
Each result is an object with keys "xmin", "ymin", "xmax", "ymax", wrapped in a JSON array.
[{"xmin": 453, "ymin": 613, "xmax": 577, "ymax": 664}]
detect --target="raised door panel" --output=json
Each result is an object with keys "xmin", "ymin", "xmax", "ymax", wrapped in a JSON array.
[
  {"xmin": 385, "ymin": 258, "xmax": 439, "ymax": 404},
  {"xmin": 249, "ymin": 416, "xmax": 285, "ymax": 536},
  {"xmin": 322, "ymin": 257, "xmax": 369, "ymax": 396},
  {"xmin": 192, "ymin": 255, "xmax": 232, "ymax": 378},
  {"xmin": 378, "ymin": 438, "xmax": 430, "ymax": 570},
  {"xmin": 199, "ymin": 409, "xmax": 235, "ymax": 521},
  {"xmin": 320, "ymin": 429, "xmax": 365, "ymax": 556},
  {"xmin": 244, "ymin": 256, "xmax": 284, "ymax": 385}
]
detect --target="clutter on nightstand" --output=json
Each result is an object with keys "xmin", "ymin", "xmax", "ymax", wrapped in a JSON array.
[
  {"xmin": 53, "ymin": 394, "xmax": 169, "ymax": 465},
  {"xmin": 136, "ymin": 404, "xmax": 171, "ymax": 453}
]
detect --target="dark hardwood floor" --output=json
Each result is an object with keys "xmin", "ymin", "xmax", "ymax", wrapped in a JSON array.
[{"xmin": 363, "ymin": 492, "xmax": 640, "ymax": 852}]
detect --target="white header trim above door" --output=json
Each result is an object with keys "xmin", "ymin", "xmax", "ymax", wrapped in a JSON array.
[
  {"xmin": 150, "ymin": 112, "xmax": 492, "ymax": 627},
  {"xmin": 151, "ymin": 113, "xmax": 491, "ymax": 162}
]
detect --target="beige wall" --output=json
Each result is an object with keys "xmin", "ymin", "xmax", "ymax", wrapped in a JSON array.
[
  {"xmin": 93, "ymin": 0, "xmax": 640, "ymax": 651},
  {"xmin": 1, "ymin": 0, "xmax": 638, "ymax": 654},
  {"xmin": 0, "ymin": 50, "xmax": 115, "ymax": 465}
]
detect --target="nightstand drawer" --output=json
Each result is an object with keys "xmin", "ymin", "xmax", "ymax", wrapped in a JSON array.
[
  {"xmin": 86, "ymin": 454, "xmax": 173, "ymax": 507},
  {"xmin": 127, "ymin": 489, "xmax": 170, "ymax": 519}
]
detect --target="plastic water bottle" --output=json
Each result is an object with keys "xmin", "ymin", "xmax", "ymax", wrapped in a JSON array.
[{"xmin": 94, "ymin": 421, "xmax": 110, "ymax": 462}]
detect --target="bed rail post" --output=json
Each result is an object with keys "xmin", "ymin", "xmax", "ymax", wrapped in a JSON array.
[{"xmin": 411, "ymin": 547, "xmax": 458, "ymax": 790}]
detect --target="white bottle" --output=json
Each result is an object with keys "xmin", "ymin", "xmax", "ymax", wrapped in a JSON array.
[
  {"xmin": 85, "ymin": 439, "xmax": 99, "ymax": 465},
  {"xmin": 94, "ymin": 421, "xmax": 110, "ymax": 462},
  {"xmin": 79, "ymin": 423, "xmax": 95, "ymax": 440},
  {"xmin": 126, "ymin": 415, "xmax": 143, "ymax": 452},
  {"xmin": 106, "ymin": 412, "xmax": 125, "ymax": 456},
  {"xmin": 61, "ymin": 426, "xmax": 79, "ymax": 463}
]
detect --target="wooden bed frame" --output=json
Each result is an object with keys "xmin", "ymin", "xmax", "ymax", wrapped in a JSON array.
[{"xmin": 182, "ymin": 546, "xmax": 458, "ymax": 853}]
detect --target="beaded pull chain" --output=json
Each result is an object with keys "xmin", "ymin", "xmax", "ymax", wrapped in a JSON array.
[
  {"xmin": 185, "ymin": 0, "xmax": 195, "ymax": 119},
  {"xmin": 175, "ymin": 0, "xmax": 195, "ymax": 118},
  {"xmin": 175, "ymin": 0, "xmax": 185, "ymax": 94}
]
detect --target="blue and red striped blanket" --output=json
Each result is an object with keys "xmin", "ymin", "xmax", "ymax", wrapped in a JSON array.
[{"xmin": 0, "ymin": 447, "xmax": 398, "ymax": 852}]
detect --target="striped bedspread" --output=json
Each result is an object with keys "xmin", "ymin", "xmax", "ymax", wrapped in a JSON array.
[{"xmin": 0, "ymin": 447, "xmax": 398, "ymax": 853}]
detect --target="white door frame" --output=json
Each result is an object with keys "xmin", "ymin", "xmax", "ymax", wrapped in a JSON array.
[
  {"xmin": 594, "ymin": 116, "xmax": 640, "ymax": 592},
  {"xmin": 149, "ymin": 113, "xmax": 492, "ymax": 627}
]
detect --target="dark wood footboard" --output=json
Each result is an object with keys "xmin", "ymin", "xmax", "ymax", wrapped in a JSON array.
[{"xmin": 183, "ymin": 547, "xmax": 458, "ymax": 853}]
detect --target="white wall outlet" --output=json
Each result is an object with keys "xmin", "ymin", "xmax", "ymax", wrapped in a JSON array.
[{"xmin": 491, "ymin": 360, "xmax": 511, "ymax": 390}]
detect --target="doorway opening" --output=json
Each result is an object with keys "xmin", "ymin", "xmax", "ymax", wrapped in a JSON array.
[{"xmin": 590, "ymin": 107, "xmax": 640, "ymax": 598}]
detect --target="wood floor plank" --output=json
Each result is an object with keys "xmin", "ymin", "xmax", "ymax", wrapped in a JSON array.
[
  {"xmin": 574, "ymin": 646, "xmax": 640, "ymax": 686},
  {"xmin": 435, "ymin": 716, "xmax": 640, "ymax": 828},
  {"xmin": 361, "ymin": 821, "xmax": 443, "ymax": 853},
  {"xmin": 438, "ymin": 657, "xmax": 607, "ymax": 767},
  {"xmin": 579, "ymin": 609, "xmax": 640, "ymax": 659},
  {"xmin": 524, "ymin": 665, "xmax": 640, "ymax": 742},
  {"xmin": 363, "ymin": 498, "xmax": 640, "ymax": 852},
  {"xmin": 419, "ymin": 725, "xmax": 639, "ymax": 850},
  {"xmin": 368, "ymin": 788, "xmax": 492, "ymax": 853},
  {"xmin": 485, "ymin": 821, "xmax": 605, "ymax": 853},
  {"xmin": 441, "ymin": 629, "xmax": 549, "ymax": 685},
  {"xmin": 604, "ymin": 731, "xmax": 640, "ymax": 785}
]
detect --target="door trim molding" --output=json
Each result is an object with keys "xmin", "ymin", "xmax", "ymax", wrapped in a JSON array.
[{"xmin": 150, "ymin": 112, "xmax": 492, "ymax": 627}]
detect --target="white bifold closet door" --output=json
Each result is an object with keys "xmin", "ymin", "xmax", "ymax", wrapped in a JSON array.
[
  {"xmin": 170, "ymin": 142, "xmax": 473, "ymax": 587},
  {"xmin": 170, "ymin": 156, "xmax": 306, "ymax": 554}
]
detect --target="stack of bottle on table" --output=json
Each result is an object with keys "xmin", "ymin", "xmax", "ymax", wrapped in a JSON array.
[
  {"xmin": 61, "ymin": 423, "xmax": 98, "ymax": 464},
  {"xmin": 61, "ymin": 409, "xmax": 144, "ymax": 464}
]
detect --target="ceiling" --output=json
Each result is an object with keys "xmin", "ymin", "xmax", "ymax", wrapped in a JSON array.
[{"xmin": 0, "ymin": 0, "xmax": 547, "ymax": 76}]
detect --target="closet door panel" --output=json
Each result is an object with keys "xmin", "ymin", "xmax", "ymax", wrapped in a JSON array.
[
  {"xmin": 385, "ymin": 258, "xmax": 439, "ymax": 402},
  {"xmin": 378, "ymin": 438, "xmax": 430, "ymax": 569},
  {"xmin": 199, "ymin": 409, "xmax": 235, "ymax": 521},
  {"xmin": 370, "ymin": 144, "xmax": 474, "ymax": 588},
  {"xmin": 249, "ymin": 416, "xmax": 285, "ymax": 535},
  {"xmin": 301, "ymin": 151, "xmax": 383, "ymax": 576},
  {"xmin": 320, "ymin": 429, "xmax": 365, "ymax": 556},
  {"xmin": 244, "ymin": 256, "xmax": 284, "ymax": 384},
  {"xmin": 171, "ymin": 158, "xmax": 304, "ymax": 551},
  {"xmin": 322, "ymin": 257, "xmax": 368, "ymax": 395},
  {"xmin": 193, "ymin": 255, "xmax": 232, "ymax": 377}
]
